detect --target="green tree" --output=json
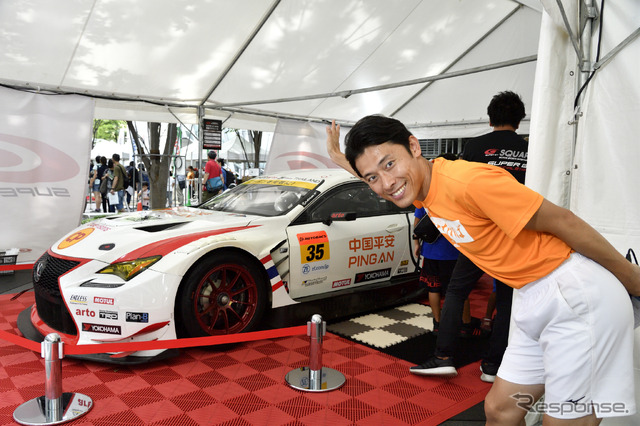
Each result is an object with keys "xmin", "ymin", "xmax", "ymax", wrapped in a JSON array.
[{"xmin": 92, "ymin": 120, "xmax": 125, "ymax": 146}]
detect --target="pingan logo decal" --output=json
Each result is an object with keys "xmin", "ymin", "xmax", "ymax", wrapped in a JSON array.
[
  {"xmin": 0, "ymin": 133, "xmax": 80, "ymax": 183},
  {"xmin": 58, "ymin": 228, "xmax": 94, "ymax": 250}
]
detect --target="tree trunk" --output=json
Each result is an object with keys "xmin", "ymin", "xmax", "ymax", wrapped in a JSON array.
[
  {"xmin": 251, "ymin": 131, "xmax": 262, "ymax": 168},
  {"xmin": 127, "ymin": 121, "xmax": 177, "ymax": 209}
]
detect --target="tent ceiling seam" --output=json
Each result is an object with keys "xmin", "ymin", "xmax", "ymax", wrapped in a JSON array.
[
  {"xmin": 60, "ymin": 0, "xmax": 98, "ymax": 88},
  {"xmin": 391, "ymin": 4, "xmax": 523, "ymax": 118},
  {"xmin": 200, "ymin": 0, "xmax": 282, "ymax": 106},
  {"xmin": 307, "ymin": 0, "xmax": 424, "ymax": 118},
  {"xmin": 207, "ymin": 55, "xmax": 537, "ymax": 108}
]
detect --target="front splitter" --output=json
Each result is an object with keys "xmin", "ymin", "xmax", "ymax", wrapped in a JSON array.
[{"xmin": 17, "ymin": 307, "xmax": 179, "ymax": 365}]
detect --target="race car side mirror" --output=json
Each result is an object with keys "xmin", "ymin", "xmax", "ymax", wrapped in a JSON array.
[{"xmin": 323, "ymin": 211, "xmax": 356, "ymax": 226}]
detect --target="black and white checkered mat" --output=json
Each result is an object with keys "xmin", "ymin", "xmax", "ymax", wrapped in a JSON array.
[{"xmin": 327, "ymin": 303, "xmax": 434, "ymax": 348}]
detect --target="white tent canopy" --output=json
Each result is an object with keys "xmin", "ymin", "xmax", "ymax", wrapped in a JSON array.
[
  {"xmin": 1, "ymin": 0, "xmax": 639, "ymax": 253},
  {"xmin": 0, "ymin": 0, "xmax": 541, "ymax": 135}
]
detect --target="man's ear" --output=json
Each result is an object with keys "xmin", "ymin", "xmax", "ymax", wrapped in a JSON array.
[{"xmin": 409, "ymin": 136, "xmax": 422, "ymax": 158}]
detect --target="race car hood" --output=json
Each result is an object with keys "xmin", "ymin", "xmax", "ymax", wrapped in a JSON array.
[{"xmin": 50, "ymin": 207, "xmax": 260, "ymax": 263}]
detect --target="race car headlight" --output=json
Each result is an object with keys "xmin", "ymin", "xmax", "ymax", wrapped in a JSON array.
[{"xmin": 97, "ymin": 256, "xmax": 161, "ymax": 281}]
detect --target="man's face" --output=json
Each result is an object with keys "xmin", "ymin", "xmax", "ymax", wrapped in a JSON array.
[{"xmin": 354, "ymin": 137, "xmax": 426, "ymax": 208}]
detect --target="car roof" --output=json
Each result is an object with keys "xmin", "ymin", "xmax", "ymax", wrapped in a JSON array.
[{"xmin": 258, "ymin": 168, "xmax": 359, "ymax": 191}]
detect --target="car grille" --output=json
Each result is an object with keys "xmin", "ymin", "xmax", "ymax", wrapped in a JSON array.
[{"xmin": 32, "ymin": 252, "xmax": 80, "ymax": 336}]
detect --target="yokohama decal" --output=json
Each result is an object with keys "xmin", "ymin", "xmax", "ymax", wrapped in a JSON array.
[
  {"xmin": 82, "ymin": 323, "xmax": 121, "ymax": 335},
  {"xmin": 354, "ymin": 268, "xmax": 391, "ymax": 283}
]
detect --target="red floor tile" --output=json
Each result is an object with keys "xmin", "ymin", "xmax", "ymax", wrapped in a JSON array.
[{"xmin": 0, "ymin": 292, "xmax": 490, "ymax": 425}]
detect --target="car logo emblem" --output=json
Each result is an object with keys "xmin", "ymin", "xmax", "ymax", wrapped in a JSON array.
[{"xmin": 33, "ymin": 259, "xmax": 46, "ymax": 283}]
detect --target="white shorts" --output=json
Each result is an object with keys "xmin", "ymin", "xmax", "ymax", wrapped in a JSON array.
[{"xmin": 498, "ymin": 253, "xmax": 636, "ymax": 419}]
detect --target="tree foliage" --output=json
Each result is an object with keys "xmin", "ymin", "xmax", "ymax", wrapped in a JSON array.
[{"xmin": 92, "ymin": 120, "xmax": 125, "ymax": 146}]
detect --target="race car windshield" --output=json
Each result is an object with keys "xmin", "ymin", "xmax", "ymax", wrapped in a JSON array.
[{"xmin": 200, "ymin": 183, "xmax": 310, "ymax": 216}]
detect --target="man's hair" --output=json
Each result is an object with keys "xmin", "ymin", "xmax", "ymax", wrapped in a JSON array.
[
  {"xmin": 207, "ymin": 151, "xmax": 217, "ymax": 160},
  {"xmin": 112, "ymin": 153, "xmax": 120, "ymax": 162},
  {"xmin": 438, "ymin": 152, "xmax": 458, "ymax": 161},
  {"xmin": 100, "ymin": 156, "xmax": 107, "ymax": 165},
  {"xmin": 487, "ymin": 91, "xmax": 526, "ymax": 128},
  {"xmin": 345, "ymin": 115, "xmax": 413, "ymax": 177}
]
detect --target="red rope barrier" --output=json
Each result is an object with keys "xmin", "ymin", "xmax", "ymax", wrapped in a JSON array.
[
  {"xmin": 0, "ymin": 325, "xmax": 308, "ymax": 355},
  {"xmin": 0, "ymin": 264, "xmax": 33, "ymax": 271},
  {"xmin": 0, "ymin": 329, "xmax": 40, "ymax": 352}
]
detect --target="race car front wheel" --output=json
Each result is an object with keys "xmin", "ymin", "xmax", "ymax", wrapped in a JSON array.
[{"xmin": 177, "ymin": 252, "xmax": 268, "ymax": 336}]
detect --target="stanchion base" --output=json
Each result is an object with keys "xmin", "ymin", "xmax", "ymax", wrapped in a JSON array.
[
  {"xmin": 13, "ymin": 392, "xmax": 92, "ymax": 425},
  {"xmin": 285, "ymin": 367, "xmax": 346, "ymax": 392}
]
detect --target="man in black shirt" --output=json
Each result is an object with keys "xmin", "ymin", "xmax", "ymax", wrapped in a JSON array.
[{"xmin": 411, "ymin": 91, "xmax": 528, "ymax": 382}]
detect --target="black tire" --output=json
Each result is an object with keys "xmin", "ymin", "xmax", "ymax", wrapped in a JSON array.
[{"xmin": 177, "ymin": 252, "xmax": 268, "ymax": 337}]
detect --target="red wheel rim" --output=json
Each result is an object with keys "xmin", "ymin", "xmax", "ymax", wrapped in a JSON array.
[{"xmin": 192, "ymin": 263, "xmax": 258, "ymax": 335}]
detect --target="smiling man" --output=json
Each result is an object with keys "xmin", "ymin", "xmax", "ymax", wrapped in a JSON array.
[{"xmin": 326, "ymin": 116, "xmax": 639, "ymax": 426}]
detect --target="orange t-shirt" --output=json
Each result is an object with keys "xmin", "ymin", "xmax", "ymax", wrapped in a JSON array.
[{"xmin": 415, "ymin": 158, "xmax": 571, "ymax": 288}]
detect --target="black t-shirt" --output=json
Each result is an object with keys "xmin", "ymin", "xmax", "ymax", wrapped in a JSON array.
[
  {"xmin": 462, "ymin": 130, "xmax": 528, "ymax": 184},
  {"xmin": 96, "ymin": 164, "xmax": 109, "ymax": 180}
]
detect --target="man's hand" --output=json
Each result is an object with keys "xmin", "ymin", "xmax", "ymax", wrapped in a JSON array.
[
  {"xmin": 325, "ymin": 120, "xmax": 358, "ymax": 177},
  {"xmin": 526, "ymin": 199, "xmax": 640, "ymax": 296},
  {"xmin": 414, "ymin": 240, "xmax": 421, "ymax": 257},
  {"xmin": 622, "ymin": 263, "xmax": 640, "ymax": 296}
]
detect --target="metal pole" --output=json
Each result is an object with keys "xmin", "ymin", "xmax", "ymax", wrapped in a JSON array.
[
  {"xmin": 285, "ymin": 314, "xmax": 345, "ymax": 392},
  {"xmin": 308, "ymin": 314, "xmax": 324, "ymax": 390},
  {"xmin": 13, "ymin": 333, "xmax": 92, "ymax": 425},
  {"xmin": 43, "ymin": 334, "xmax": 63, "ymax": 422}
]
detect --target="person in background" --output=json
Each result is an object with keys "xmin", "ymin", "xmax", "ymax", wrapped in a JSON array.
[
  {"xmin": 166, "ymin": 171, "xmax": 174, "ymax": 207},
  {"xmin": 412, "ymin": 91, "xmax": 530, "ymax": 381},
  {"xmin": 104, "ymin": 158, "xmax": 114, "ymax": 212},
  {"xmin": 110, "ymin": 153, "xmax": 126, "ymax": 213},
  {"xmin": 414, "ymin": 206, "xmax": 461, "ymax": 335},
  {"xmin": 139, "ymin": 182, "xmax": 150, "ymax": 210},
  {"xmin": 202, "ymin": 151, "xmax": 224, "ymax": 202},
  {"xmin": 217, "ymin": 157, "xmax": 228, "ymax": 190},
  {"xmin": 89, "ymin": 155, "xmax": 103, "ymax": 212},
  {"xmin": 125, "ymin": 161, "xmax": 137, "ymax": 209}
]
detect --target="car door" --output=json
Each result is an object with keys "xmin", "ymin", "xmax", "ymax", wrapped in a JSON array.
[{"xmin": 285, "ymin": 181, "xmax": 414, "ymax": 300}]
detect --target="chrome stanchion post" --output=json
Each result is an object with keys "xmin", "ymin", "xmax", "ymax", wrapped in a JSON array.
[
  {"xmin": 308, "ymin": 314, "xmax": 323, "ymax": 390},
  {"xmin": 43, "ymin": 334, "xmax": 63, "ymax": 422},
  {"xmin": 285, "ymin": 314, "xmax": 345, "ymax": 392},
  {"xmin": 13, "ymin": 333, "xmax": 93, "ymax": 425}
]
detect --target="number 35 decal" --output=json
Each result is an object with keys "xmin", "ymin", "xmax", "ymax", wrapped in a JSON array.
[{"xmin": 297, "ymin": 231, "xmax": 330, "ymax": 263}]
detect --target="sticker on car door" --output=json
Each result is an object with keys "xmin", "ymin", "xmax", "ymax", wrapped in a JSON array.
[{"xmin": 297, "ymin": 231, "xmax": 330, "ymax": 263}]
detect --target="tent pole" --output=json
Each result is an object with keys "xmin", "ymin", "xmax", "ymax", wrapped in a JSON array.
[
  {"xmin": 392, "ymin": 4, "xmax": 524, "ymax": 118},
  {"xmin": 211, "ymin": 55, "xmax": 537, "ymax": 109},
  {"xmin": 198, "ymin": 106, "xmax": 204, "ymax": 203},
  {"xmin": 568, "ymin": 0, "xmax": 597, "ymax": 203},
  {"xmin": 555, "ymin": 0, "xmax": 584, "ymax": 64}
]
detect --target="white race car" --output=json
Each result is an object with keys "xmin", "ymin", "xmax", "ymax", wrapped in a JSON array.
[{"xmin": 19, "ymin": 169, "xmax": 422, "ymax": 363}]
